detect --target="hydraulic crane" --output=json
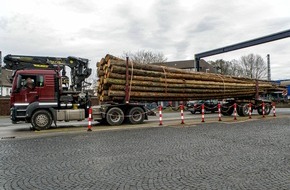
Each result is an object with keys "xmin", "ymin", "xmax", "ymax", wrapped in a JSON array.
[{"xmin": 4, "ymin": 54, "xmax": 92, "ymax": 91}]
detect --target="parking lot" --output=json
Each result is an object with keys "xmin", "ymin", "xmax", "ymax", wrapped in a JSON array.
[{"xmin": 0, "ymin": 110, "xmax": 290, "ymax": 189}]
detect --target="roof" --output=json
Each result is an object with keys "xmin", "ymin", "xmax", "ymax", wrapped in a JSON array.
[
  {"xmin": 0, "ymin": 68, "xmax": 13, "ymax": 87},
  {"xmin": 151, "ymin": 59, "xmax": 216, "ymax": 72}
]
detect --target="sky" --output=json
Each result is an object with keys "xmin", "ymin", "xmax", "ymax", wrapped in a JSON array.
[{"xmin": 1, "ymin": 0, "xmax": 290, "ymax": 80}]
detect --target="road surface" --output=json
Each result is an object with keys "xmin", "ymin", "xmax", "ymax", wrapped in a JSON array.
[{"xmin": 0, "ymin": 108, "xmax": 289, "ymax": 139}]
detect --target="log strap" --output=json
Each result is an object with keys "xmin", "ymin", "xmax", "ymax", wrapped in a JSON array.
[
  {"xmin": 129, "ymin": 60, "xmax": 134, "ymax": 101},
  {"xmin": 217, "ymin": 74, "xmax": 226, "ymax": 95},
  {"xmin": 162, "ymin": 66, "xmax": 168, "ymax": 94},
  {"xmin": 183, "ymin": 79, "xmax": 186, "ymax": 93}
]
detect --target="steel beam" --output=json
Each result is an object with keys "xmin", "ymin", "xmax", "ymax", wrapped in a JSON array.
[{"xmin": 195, "ymin": 29, "xmax": 290, "ymax": 71}]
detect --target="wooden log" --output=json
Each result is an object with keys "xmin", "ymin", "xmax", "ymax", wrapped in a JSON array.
[
  {"xmin": 109, "ymin": 84, "xmax": 262, "ymax": 94},
  {"xmin": 106, "ymin": 72, "xmax": 273, "ymax": 89},
  {"xmin": 110, "ymin": 65, "xmax": 270, "ymax": 84},
  {"xmin": 104, "ymin": 78, "xmax": 273, "ymax": 89},
  {"xmin": 108, "ymin": 61, "xmax": 253, "ymax": 84},
  {"xmin": 97, "ymin": 70, "xmax": 105, "ymax": 77},
  {"xmin": 108, "ymin": 59, "xmax": 188, "ymax": 74},
  {"xmin": 107, "ymin": 59, "xmax": 252, "ymax": 83},
  {"xmin": 105, "ymin": 54, "xmax": 124, "ymax": 62},
  {"xmin": 99, "ymin": 58, "xmax": 106, "ymax": 66},
  {"xmin": 97, "ymin": 55, "xmax": 283, "ymax": 102},
  {"xmin": 108, "ymin": 90, "xmax": 258, "ymax": 100},
  {"xmin": 101, "ymin": 90, "xmax": 108, "ymax": 96}
]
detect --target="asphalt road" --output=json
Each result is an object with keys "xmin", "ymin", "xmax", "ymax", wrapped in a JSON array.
[
  {"xmin": 0, "ymin": 114, "xmax": 290, "ymax": 189},
  {"xmin": 0, "ymin": 108, "xmax": 290, "ymax": 139},
  {"xmin": 0, "ymin": 110, "xmax": 222, "ymax": 139}
]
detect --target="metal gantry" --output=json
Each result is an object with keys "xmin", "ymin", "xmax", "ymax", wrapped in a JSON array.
[{"xmin": 195, "ymin": 29, "xmax": 290, "ymax": 71}]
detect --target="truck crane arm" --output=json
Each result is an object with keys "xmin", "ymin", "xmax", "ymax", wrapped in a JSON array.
[{"xmin": 3, "ymin": 54, "xmax": 92, "ymax": 91}]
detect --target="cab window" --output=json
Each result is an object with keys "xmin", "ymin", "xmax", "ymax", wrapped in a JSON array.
[
  {"xmin": 36, "ymin": 75, "xmax": 44, "ymax": 87},
  {"xmin": 20, "ymin": 76, "xmax": 36, "ymax": 89}
]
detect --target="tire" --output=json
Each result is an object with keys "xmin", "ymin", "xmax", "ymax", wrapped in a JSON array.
[
  {"xmin": 189, "ymin": 108, "xmax": 196, "ymax": 114},
  {"xmin": 221, "ymin": 106, "xmax": 234, "ymax": 116},
  {"xmin": 106, "ymin": 107, "xmax": 124, "ymax": 126},
  {"xmin": 257, "ymin": 103, "xmax": 272, "ymax": 115},
  {"xmin": 96, "ymin": 119, "xmax": 107, "ymax": 125},
  {"xmin": 127, "ymin": 107, "xmax": 145, "ymax": 124},
  {"xmin": 237, "ymin": 103, "xmax": 249, "ymax": 117},
  {"xmin": 31, "ymin": 110, "xmax": 52, "ymax": 130}
]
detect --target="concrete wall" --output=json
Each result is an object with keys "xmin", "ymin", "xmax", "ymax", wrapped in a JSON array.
[{"xmin": 0, "ymin": 97, "xmax": 10, "ymax": 116}]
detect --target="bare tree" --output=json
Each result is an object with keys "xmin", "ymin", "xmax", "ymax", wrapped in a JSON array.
[
  {"xmin": 123, "ymin": 50, "xmax": 167, "ymax": 64},
  {"xmin": 209, "ymin": 59, "xmax": 232, "ymax": 75},
  {"xmin": 228, "ymin": 59, "xmax": 243, "ymax": 77},
  {"xmin": 240, "ymin": 54, "xmax": 267, "ymax": 79},
  {"xmin": 210, "ymin": 54, "xmax": 267, "ymax": 79}
]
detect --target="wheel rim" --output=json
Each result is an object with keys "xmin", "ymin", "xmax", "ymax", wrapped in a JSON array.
[
  {"xmin": 265, "ymin": 105, "xmax": 271, "ymax": 114},
  {"xmin": 132, "ymin": 111, "xmax": 142, "ymax": 121},
  {"xmin": 243, "ymin": 105, "xmax": 249, "ymax": 115},
  {"xmin": 110, "ymin": 112, "xmax": 121, "ymax": 123},
  {"xmin": 35, "ymin": 114, "xmax": 49, "ymax": 128}
]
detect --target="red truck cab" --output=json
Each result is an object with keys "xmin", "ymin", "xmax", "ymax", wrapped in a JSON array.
[
  {"xmin": 11, "ymin": 69, "xmax": 57, "ymax": 107},
  {"xmin": 10, "ymin": 69, "xmax": 60, "ymax": 128}
]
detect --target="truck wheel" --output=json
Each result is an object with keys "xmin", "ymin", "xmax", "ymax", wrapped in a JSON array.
[
  {"xmin": 257, "ymin": 103, "xmax": 272, "ymax": 115},
  {"xmin": 221, "ymin": 106, "xmax": 234, "ymax": 116},
  {"xmin": 127, "ymin": 107, "xmax": 145, "ymax": 124},
  {"xmin": 237, "ymin": 103, "xmax": 249, "ymax": 117},
  {"xmin": 189, "ymin": 108, "xmax": 196, "ymax": 114},
  {"xmin": 106, "ymin": 107, "xmax": 124, "ymax": 126},
  {"xmin": 96, "ymin": 119, "xmax": 107, "ymax": 125},
  {"xmin": 31, "ymin": 110, "xmax": 52, "ymax": 130}
]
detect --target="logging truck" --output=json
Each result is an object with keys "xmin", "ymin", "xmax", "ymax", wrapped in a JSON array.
[
  {"xmin": 4, "ymin": 54, "xmax": 148, "ymax": 130},
  {"xmin": 4, "ymin": 54, "xmax": 281, "ymax": 130}
]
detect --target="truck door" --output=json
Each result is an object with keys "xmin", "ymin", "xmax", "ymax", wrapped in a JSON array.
[
  {"xmin": 11, "ymin": 73, "xmax": 57, "ymax": 106},
  {"xmin": 16, "ymin": 75, "xmax": 39, "ymax": 104},
  {"xmin": 36, "ymin": 74, "xmax": 56, "ymax": 102}
]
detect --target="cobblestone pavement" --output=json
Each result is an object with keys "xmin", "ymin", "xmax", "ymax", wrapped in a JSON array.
[{"xmin": 1, "ymin": 117, "xmax": 290, "ymax": 190}]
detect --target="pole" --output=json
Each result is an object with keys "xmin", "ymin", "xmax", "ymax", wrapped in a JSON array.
[
  {"xmin": 218, "ymin": 103, "xmax": 222, "ymax": 121},
  {"xmin": 248, "ymin": 103, "xmax": 252, "ymax": 119},
  {"xmin": 195, "ymin": 57, "xmax": 200, "ymax": 72},
  {"xmin": 272, "ymin": 102, "xmax": 276, "ymax": 117},
  {"xmin": 87, "ymin": 107, "xmax": 92, "ymax": 131},
  {"xmin": 180, "ymin": 104, "xmax": 185, "ymax": 124},
  {"xmin": 267, "ymin": 54, "xmax": 271, "ymax": 81},
  {"xmin": 262, "ymin": 102, "xmax": 265, "ymax": 118},
  {"xmin": 234, "ymin": 103, "xmax": 237, "ymax": 120},
  {"xmin": 159, "ymin": 105, "xmax": 163, "ymax": 126},
  {"xmin": 201, "ymin": 104, "xmax": 205, "ymax": 122}
]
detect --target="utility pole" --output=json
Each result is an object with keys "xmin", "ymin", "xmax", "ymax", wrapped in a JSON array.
[{"xmin": 267, "ymin": 54, "xmax": 271, "ymax": 81}]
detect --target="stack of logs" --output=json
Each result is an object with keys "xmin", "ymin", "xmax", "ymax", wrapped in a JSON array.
[{"xmin": 97, "ymin": 54, "xmax": 281, "ymax": 102}]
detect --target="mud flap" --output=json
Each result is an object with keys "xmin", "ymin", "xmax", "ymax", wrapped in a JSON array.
[{"xmin": 49, "ymin": 108, "xmax": 57, "ymax": 127}]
